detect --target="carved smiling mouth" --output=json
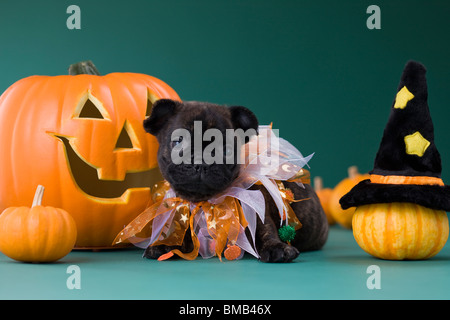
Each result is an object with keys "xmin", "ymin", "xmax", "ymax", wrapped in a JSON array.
[{"xmin": 55, "ymin": 135, "xmax": 162, "ymax": 199}]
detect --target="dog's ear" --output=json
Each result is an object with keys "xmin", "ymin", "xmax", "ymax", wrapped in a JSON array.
[
  {"xmin": 229, "ymin": 106, "xmax": 259, "ymax": 134},
  {"xmin": 144, "ymin": 99, "xmax": 180, "ymax": 135}
]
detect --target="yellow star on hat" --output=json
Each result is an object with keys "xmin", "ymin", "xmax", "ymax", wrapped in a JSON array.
[
  {"xmin": 404, "ymin": 131, "xmax": 430, "ymax": 157},
  {"xmin": 394, "ymin": 86, "xmax": 415, "ymax": 109}
]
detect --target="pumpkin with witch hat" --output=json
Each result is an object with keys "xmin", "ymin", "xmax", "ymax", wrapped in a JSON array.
[{"xmin": 340, "ymin": 61, "xmax": 449, "ymax": 260}]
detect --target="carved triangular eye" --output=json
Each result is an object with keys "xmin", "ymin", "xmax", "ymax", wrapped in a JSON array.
[
  {"xmin": 79, "ymin": 99, "xmax": 104, "ymax": 119},
  {"xmin": 74, "ymin": 91, "xmax": 110, "ymax": 120}
]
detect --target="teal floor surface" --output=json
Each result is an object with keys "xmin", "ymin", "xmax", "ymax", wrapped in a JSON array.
[{"xmin": 1, "ymin": 225, "xmax": 449, "ymax": 300}]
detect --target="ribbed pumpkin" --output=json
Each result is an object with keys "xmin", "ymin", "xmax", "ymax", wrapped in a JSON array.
[
  {"xmin": 0, "ymin": 185, "xmax": 77, "ymax": 262},
  {"xmin": 0, "ymin": 61, "xmax": 180, "ymax": 248},
  {"xmin": 329, "ymin": 166, "xmax": 370, "ymax": 229},
  {"xmin": 314, "ymin": 176, "xmax": 335, "ymax": 225},
  {"xmin": 352, "ymin": 202, "xmax": 449, "ymax": 260}
]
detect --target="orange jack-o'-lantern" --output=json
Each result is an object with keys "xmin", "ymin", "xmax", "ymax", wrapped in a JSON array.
[{"xmin": 0, "ymin": 61, "xmax": 180, "ymax": 248}]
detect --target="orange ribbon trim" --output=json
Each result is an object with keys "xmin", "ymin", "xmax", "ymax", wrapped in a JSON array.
[
  {"xmin": 370, "ymin": 174, "xmax": 444, "ymax": 186},
  {"xmin": 287, "ymin": 168, "xmax": 311, "ymax": 185}
]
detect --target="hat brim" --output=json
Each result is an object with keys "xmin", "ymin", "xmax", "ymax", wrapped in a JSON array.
[{"xmin": 340, "ymin": 179, "xmax": 450, "ymax": 211}]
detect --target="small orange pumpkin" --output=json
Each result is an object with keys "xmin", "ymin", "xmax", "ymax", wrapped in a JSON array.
[
  {"xmin": 0, "ymin": 185, "xmax": 77, "ymax": 262},
  {"xmin": 352, "ymin": 202, "xmax": 449, "ymax": 260},
  {"xmin": 314, "ymin": 176, "xmax": 335, "ymax": 225},
  {"xmin": 329, "ymin": 166, "xmax": 370, "ymax": 229}
]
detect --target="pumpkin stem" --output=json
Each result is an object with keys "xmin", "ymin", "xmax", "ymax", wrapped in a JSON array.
[
  {"xmin": 32, "ymin": 185, "xmax": 45, "ymax": 207},
  {"xmin": 68, "ymin": 60, "xmax": 100, "ymax": 76},
  {"xmin": 348, "ymin": 166, "xmax": 359, "ymax": 179},
  {"xmin": 314, "ymin": 176, "xmax": 323, "ymax": 192}
]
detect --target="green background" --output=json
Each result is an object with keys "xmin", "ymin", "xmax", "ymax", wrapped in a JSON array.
[
  {"xmin": 1, "ymin": 0, "xmax": 450, "ymax": 187},
  {"xmin": 1, "ymin": 0, "xmax": 450, "ymax": 301}
]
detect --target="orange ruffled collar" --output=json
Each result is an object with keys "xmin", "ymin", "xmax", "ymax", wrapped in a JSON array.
[{"xmin": 113, "ymin": 173, "xmax": 309, "ymax": 261}]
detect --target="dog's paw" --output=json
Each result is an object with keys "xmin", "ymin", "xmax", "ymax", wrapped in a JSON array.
[
  {"xmin": 258, "ymin": 242, "xmax": 300, "ymax": 263},
  {"xmin": 143, "ymin": 245, "xmax": 171, "ymax": 259}
]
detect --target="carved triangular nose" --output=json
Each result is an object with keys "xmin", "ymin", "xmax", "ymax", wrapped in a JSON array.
[{"xmin": 115, "ymin": 123, "xmax": 133, "ymax": 149}]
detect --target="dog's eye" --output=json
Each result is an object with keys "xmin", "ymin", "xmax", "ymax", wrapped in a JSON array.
[{"xmin": 171, "ymin": 136, "xmax": 183, "ymax": 148}]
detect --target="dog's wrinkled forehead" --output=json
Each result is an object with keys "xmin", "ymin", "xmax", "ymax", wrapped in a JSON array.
[
  {"xmin": 176, "ymin": 101, "xmax": 233, "ymax": 132},
  {"xmin": 143, "ymin": 99, "xmax": 259, "ymax": 141}
]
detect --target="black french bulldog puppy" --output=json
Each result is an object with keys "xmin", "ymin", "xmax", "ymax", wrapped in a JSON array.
[{"xmin": 142, "ymin": 99, "xmax": 328, "ymax": 262}]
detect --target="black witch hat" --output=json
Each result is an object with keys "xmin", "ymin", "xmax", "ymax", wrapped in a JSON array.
[{"xmin": 340, "ymin": 60, "xmax": 450, "ymax": 211}]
